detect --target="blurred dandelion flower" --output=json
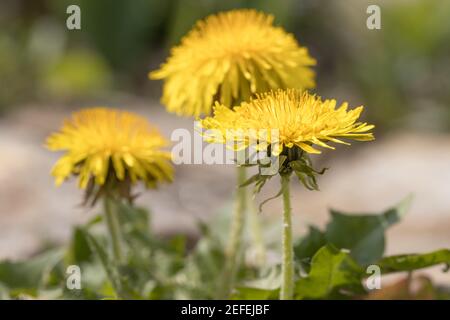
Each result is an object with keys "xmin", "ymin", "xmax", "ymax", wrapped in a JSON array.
[
  {"xmin": 46, "ymin": 107, "xmax": 173, "ymax": 196},
  {"xmin": 150, "ymin": 9, "xmax": 316, "ymax": 117},
  {"xmin": 201, "ymin": 89, "xmax": 375, "ymax": 156},
  {"xmin": 46, "ymin": 107, "xmax": 173, "ymax": 266}
]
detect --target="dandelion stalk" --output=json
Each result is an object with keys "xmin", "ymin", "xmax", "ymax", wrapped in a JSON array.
[
  {"xmin": 280, "ymin": 173, "xmax": 294, "ymax": 300},
  {"xmin": 247, "ymin": 193, "xmax": 266, "ymax": 265},
  {"xmin": 103, "ymin": 196, "xmax": 124, "ymax": 263},
  {"xmin": 220, "ymin": 166, "xmax": 247, "ymax": 298}
]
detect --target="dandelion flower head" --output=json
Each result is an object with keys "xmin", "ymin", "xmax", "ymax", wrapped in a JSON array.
[
  {"xmin": 150, "ymin": 9, "xmax": 316, "ymax": 117},
  {"xmin": 46, "ymin": 107, "xmax": 173, "ymax": 191},
  {"xmin": 201, "ymin": 89, "xmax": 375, "ymax": 156}
]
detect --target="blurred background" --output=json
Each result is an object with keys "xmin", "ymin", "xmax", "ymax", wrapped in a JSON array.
[{"xmin": 0, "ymin": 0, "xmax": 449, "ymax": 283}]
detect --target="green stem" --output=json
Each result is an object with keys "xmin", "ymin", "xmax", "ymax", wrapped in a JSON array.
[
  {"xmin": 220, "ymin": 166, "xmax": 247, "ymax": 298},
  {"xmin": 247, "ymin": 195, "xmax": 266, "ymax": 266},
  {"xmin": 280, "ymin": 174, "xmax": 294, "ymax": 300},
  {"xmin": 103, "ymin": 196, "xmax": 124, "ymax": 263}
]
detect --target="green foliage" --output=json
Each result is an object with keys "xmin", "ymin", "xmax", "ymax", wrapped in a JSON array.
[
  {"xmin": 294, "ymin": 225, "xmax": 326, "ymax": 271},
  {"xmin": 0, "ymin": 249, "xmax": 63, "ymax": 293},
  {"xmin": 0, "ymin": 195, "xmax": 448, "ymax": 300},
  {"xmin": 295, "ymin": 245, "xmax": 365, "ymax": 299},
  {"xmin": 325, "ymin": 195, "xmax": 412, "ymax": 265},
  {"xmin": 378, "ymin": 249, "xmax": 450, "ymax": 274},
  {"xmin": 231, "ymin": 287, "xmax": 276, "ymax": 300},
  {"xmin": 43, "ymin": 50, "xmax": 111, "ymax": 99},
  {"xmin": 295, "ymin": 195, "xmax": 412, "ymax": 266}
]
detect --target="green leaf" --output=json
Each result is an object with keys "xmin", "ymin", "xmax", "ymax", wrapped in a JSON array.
[
  {"xmin": 231, "ymin": 286, "xmax": 277, "ymax": 300},
  {"xmin": 86, "ymin": 214, "xmax": 103, "ymax": 227},
  {"xmin": 325, "ymin": 195, "xmax": 412, "ymax": 265},
  {"xmin": 0, "ymin": 249, "xmax": 63, "ymax": 291},
  {"xmin": 67, "ymin": 227, "xmax": 94, "ymax": 264},
  {"xmin": 83, "ymin": 230, "xmax": 125, "ymax": 298},
  {"xmin": 294, "ymin": 226, "xmax": 327, "ymax": 271},
  {"xmin": 295, "ymin": 245, "xmax": 365, "ymax": 299},
  {"xmin": 171, "ymin": 223, "xmax": 226, "ymax": 299},
  {"xmin": 0, "ymin": 283, "xmax": 9, "ymax": 299},
  {"xmin": 168, "ymin": 235, "xmax": 187, "ymax": 257},
  {"xmin": 239, "ymin": 173, "xmax": 261, "ymax": 188},
  {"xmin": 116, "ymin": 201, "xmax": 151, "ymax": 233},
  {"xmin": 377, "ymin": 249, "xmax": 450, "ymax": 274}
]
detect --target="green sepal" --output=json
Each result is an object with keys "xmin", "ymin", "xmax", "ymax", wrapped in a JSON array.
[{"xmin": 289, "ymin": 155, "xmax": 327, "ymax": 191}]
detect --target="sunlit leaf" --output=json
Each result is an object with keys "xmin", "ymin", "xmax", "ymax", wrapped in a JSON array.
[{"xmin": 295, "ymin": 245, "xmax": 365, "ymax": 299}]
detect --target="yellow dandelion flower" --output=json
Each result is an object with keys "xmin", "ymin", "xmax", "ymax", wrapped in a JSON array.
[
  {"xmin": 201, "ymin": 89, "xmax": 374, "ymax": 301},
  {"xmin": 201, "ymin": 89, "xmax": 375, "ymax": 156},
  {"xmin": 150, "ymin": 9, "xmax": 316, "ymax": 117},
  {"xmin": 46, "ymin": 107, "xmax": 173, "ymax": 191}
]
